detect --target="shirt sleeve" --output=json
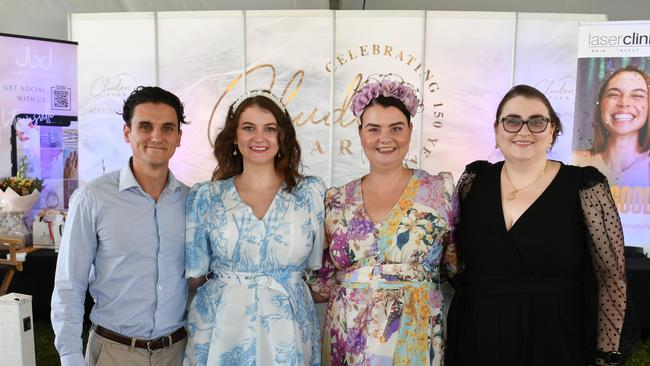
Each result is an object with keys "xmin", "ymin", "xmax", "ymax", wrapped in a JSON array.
[
  {"xmin": 50, "ymin": 188, "xmax": 97, "ymax": 366},
  {"xmin": 306, "ymin": 176, "xmax": 326, "ymax": 271},
  {"xmin": 439, "ymin": 171, "xmax": 459, "ymax": 279},
  {"xmin": 185, "ymin": 183, "xmax": 212, "ymax": 278},
  {"xmin": 306, "ymin": 186, "xmax": 339, "ymax": 299},
  {"xmin": 578, "ymin": 166, "xmax": 626, "ymax": 353}
]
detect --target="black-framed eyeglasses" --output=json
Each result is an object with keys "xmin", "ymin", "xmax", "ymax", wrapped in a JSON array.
[{"xmin": 499, "ymin": 116, "xmax": 551, "ymax": 133}]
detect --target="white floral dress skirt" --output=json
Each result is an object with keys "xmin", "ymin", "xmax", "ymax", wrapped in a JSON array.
[{"xmin": 183, "ymin": 176, "xmax": 325, "ymax": 366}]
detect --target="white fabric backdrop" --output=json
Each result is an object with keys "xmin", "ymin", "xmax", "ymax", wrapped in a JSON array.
[{"xmin": 70, "ymin": 10, "xmax": 604, "ymax": 187}]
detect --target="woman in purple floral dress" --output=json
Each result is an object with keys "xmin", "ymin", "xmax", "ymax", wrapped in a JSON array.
[{"xmin": 308, "ymin": 75, "xmax": 458, "ymax": 366}]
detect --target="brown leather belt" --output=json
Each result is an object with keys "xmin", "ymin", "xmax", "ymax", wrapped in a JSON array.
[{"xmin": 93, "ymin": 324, "xmax": 186, "ymax": 351}]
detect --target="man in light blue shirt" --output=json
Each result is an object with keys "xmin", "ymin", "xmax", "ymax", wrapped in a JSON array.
[{"xmin": 51, "ymin": 86, "xmax": 190, "ymax": 366}]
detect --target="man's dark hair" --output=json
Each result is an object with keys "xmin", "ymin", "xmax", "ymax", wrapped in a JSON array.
[{"xmin": 121, "ymin": 86, "xmax": 187, "ymax": 127}]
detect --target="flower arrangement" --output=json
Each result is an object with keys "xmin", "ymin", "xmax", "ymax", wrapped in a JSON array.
[
  {"xmin": 1, "ymin": 156, "xmax": 43, "ymax": 195},
  {"xmin": 0, "ymin": 155, "xmax": 43, "ymax": 212},
  {"xmin": 350, "ymin": 73, "xmax": 422, "ymax": 118}
]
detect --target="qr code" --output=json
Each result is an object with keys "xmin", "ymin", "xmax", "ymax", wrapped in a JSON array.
[{"xmin": 51, "ymin": 85, "xmax": 71, "ymax": 111}]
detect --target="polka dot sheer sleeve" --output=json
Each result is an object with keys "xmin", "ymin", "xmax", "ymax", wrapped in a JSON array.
[
  {"xmin": 578, "ymin": 166, "xmax": 626, "ymax": 354},
  {"xmin": 451, "ymin": 160, "xmax": 488, "ymax": 277},
  {"xmin": 456, "ymin": 161, "xmax": 482, "ymax": 204}
]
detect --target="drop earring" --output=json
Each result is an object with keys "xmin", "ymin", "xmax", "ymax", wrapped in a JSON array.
[{"xmin": 233, "ymin": 145, "xmax": 238, "ymax": 156}]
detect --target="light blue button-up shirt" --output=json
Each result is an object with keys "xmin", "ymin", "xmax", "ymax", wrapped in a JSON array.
[{"xmin": 51, "ymin": 160, "xmax": 189, "ymax": 366}]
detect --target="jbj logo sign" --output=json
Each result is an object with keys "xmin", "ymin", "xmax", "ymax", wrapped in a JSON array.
[{"xmin": 15, "ymin": 47, "xmax": 53, "ymax": 70}]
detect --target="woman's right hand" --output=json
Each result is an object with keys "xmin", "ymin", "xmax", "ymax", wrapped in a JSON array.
[{"xmin": 310, "ymin": 290, "xmax": 329, "ymax": 303}]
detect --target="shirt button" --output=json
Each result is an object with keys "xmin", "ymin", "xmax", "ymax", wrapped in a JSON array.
[{"xmin": 158, "ymin": 286, "xmax": 162, "ymax": 291}]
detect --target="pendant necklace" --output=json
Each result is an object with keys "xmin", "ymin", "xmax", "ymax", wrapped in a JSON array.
[
  {"xmin": 503, "ymin": 161, "xmax": 548, "ymax": 200},
  {"xmin": 610, "ymin": 153, "xmax": 645, "ymax": 173}
]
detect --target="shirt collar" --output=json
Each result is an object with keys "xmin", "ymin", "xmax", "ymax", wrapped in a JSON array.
[{"xmin": 118, "ymin": 158, "xmax": 182, "ymax": 193}]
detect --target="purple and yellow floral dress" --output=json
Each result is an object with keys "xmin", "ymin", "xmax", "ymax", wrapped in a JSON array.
[{"xmin": 308, "ymin": 169, "xmax": 458, "ymax": 366}]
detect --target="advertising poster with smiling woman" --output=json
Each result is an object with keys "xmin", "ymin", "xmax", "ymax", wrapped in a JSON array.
[{"xmin": 572, "ymin": 21, "xmax": 650, "ymax": 251}]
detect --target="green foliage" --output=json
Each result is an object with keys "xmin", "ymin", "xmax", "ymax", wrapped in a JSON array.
[{"xmin": 625, "ymin": 339, "xmax": 650, "ymax": 365}]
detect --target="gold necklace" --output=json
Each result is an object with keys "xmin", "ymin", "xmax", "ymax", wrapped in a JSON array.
[{"xmin": 503, "ymin": 161, "xmax": 548, "ymax": 200}]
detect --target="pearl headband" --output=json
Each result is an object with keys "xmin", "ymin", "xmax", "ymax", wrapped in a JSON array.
[{"xmin": 230, "ymin": 89, "xmax": 287, "ymax": 116}]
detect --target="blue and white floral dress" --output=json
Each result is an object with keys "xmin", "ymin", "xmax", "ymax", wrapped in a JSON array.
[{"xmin": 183, "ymin": 176, "xmax": 325, "ymax": 366}]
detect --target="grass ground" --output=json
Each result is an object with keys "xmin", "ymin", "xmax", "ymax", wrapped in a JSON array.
[
  {"xmin": 34, "ymin": 321, "xmax": 88, "ymax": 365},
  {"xmin": 31, "ymin": 320, "xmax": 650, "ymax": 365},
  {"xmin": 626, "ymin": 341, "xmax": 650, "ymax": 366},
  {"xmin": 33, "ymin": 321, "xmax": 59, "ymax": 364}
]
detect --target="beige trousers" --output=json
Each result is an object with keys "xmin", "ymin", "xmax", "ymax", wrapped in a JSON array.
[{"xmin": 85, "ymin": 328, "xmax": 186, "ymax": 366}]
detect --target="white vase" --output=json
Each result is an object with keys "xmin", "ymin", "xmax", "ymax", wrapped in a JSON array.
[
  {"xmin": 0, "ymin": 188, "xmax": 40, "ymax": 247},
  {"xmin": 0, "ymin": 211, "xmax": 30, "ymax": 247}
]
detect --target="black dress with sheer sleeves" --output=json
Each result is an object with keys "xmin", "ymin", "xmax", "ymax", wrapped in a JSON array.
[{"xmin": 446, "ymin": 160, "xmax": 626, "ymax": 366}]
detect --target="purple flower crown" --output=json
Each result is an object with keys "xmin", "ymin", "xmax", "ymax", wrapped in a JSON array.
[{"xmin": 350, "ymin": 74, "xmax": 421, "ymax": 118}]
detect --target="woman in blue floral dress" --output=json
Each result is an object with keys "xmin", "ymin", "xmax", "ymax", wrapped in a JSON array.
[{"xmin": 184, "ymin": 90, "xmax": 325, "ymax": 365}]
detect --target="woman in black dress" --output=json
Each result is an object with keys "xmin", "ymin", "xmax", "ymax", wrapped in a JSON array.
[{"xmin": 446, "ymin": 85, "xmax": 627, "ymax": 366}]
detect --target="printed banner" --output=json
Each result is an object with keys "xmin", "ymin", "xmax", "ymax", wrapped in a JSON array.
[
  {"xmin": 420, "ymin": 12, "xmax": 515, "ymax": 180},
  {"xmin": 0, "ymin": 33, "xmax": 77, "ymax": 209},
  {"xmin": 70, "ymin": 10, "xmax": 606, "ymax": 193},
  {"xmin": 572, "ymin": 21, "xmax": 650, "ymax": 250},
  {"xmin": 157, "ymin": 11, "xmax": 245, "ymax": 184},
  {"xmin": 514, "ymin": 13, "xmax": 606, "ymax": 164},
  {"xmin": 245, "ymin": 10, "xmax": 334, "ymax": 181},
  {"xmin": 70, "ymin": 13, "xmax": 157, "ymax": 184},
  {"xmin": 332, "ymin": 10, "xmax": 425, "ymax": 186}
]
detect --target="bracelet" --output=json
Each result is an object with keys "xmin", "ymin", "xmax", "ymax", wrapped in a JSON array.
[{"xmin": 595, "ymin": 350, "xmax": 623, "ymax": 365}]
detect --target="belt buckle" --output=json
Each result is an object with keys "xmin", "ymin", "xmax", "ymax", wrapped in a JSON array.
[
  {"xmin": 146, "ymin": 339, "xmax": 156, "ymax": 352},
  {"xmin": 146, "ymin": 335, "xmax": 173, "ymax": 351}
]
